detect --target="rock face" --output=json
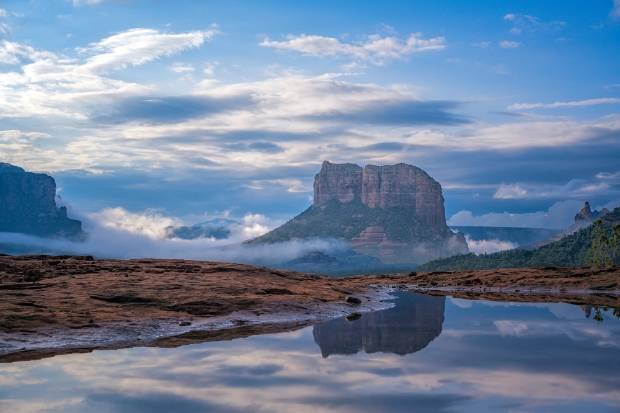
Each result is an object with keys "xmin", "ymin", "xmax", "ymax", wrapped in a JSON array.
[
  {"xmin": 0, "ymin": 163, "xmax": 83, "ymax": 238},
  {"xmin": 313, "ymin": 162, "xmax": 362, "ymax": 205},
  {"xmin": 252, "ymin": 161, "xmax": 468, "ymax": 264},
  {"xmin": 314, "ymin": 162, "xmax": 446, "ymax": 229},
  {"xmin": 564, "ymin": 201, "xmax": 610, "ymax": 236},
  {"xmin": 574, "ymin": 201, "xmax": 608, "ymax": 224}
]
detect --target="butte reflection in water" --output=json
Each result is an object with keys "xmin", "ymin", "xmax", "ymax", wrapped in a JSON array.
[{"xmin": 313, "ymin": 292, "xmax": 445, "ymax": 357}]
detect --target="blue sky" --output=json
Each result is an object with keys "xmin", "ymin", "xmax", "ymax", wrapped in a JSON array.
[{"xmin": 1, "ymin": 0, "xmax": 619, "ymax": 231}]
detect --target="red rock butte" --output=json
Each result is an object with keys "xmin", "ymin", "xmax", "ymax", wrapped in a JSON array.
[{"xmin": 254, "ymin": 161, "xmax": 468, "ymax": 264}]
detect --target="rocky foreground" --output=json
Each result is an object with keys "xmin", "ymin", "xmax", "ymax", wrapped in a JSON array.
[{"xmin": 1, "ymin": 255, "xmax": 619, "ymax": 362}]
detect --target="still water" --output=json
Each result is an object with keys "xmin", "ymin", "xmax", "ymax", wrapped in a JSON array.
[{"xmin": 1, "ymin": 292, "xmax": 619, "ymax": 413}]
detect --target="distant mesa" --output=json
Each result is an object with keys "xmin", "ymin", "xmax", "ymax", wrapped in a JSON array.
[
  {"xmin": 313, "ymin": 293, "xmax": 445, "ymax": 357},
  {"xmin": 0, "ymin": 162, "xmax": 83, "ymax": 239},
  {"xmin": 251, "ymin": 161, "xmax": 468, "ymax": 264}
]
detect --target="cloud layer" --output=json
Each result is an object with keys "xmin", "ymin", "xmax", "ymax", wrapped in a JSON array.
[{"xmin": 261, "ymin": 32, "xmax": 446, "ymax": 65}]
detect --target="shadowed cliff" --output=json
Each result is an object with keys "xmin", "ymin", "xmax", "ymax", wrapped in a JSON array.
[{"xmin": 0, "ymin": 163, "xmax": 83, "ymax": 239}]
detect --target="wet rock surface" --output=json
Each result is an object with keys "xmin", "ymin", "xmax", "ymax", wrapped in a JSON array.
[{"xmin": 0, "ymin": 255, "xmax": 618, "ymax": 362}]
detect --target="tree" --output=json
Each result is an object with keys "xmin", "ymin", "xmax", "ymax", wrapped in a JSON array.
[
  {"xmin": 612, "ymin": 224, "xmax": 620, "ymax": 265},
  {"xmin": 587, "ymin": 220, "xmax": 614, "ymax": 269}
]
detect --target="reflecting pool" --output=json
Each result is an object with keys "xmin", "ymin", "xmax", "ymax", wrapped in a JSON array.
[{"xmin": 1, "ymin": 292, "xmax": 619, "ymax": 412}]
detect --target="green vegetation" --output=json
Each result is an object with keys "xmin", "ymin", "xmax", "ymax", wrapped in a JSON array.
[
  {"xmin": 249, "ymin": 200, "xmax": 448, "ymax": 244},
  {"xmin": 587, "ymin": 220, "xmax": 620, "ymax": 269},
  {"xmin": 419, "ymin": 207, "xmax": 620, "ymax": 271}
]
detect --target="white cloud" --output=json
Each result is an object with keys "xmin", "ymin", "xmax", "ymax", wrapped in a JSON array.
[
  {"xmin": 499, "ymin": 40, "xmax": 520, "ymax": 49},
  {"xmin": 465, "ymin": 236, "xmax": 517, "ymax": 254},
  {"xmin": 81, "ymin": 28, "xmax": 215, "ymax": 73},
  {"xmin": 0, "ymin": 28, "xmax": 216, "ymax": 119},
  {"xmin": 90, "ymin": 207, "xmax": 182, "ymax": 239},
  {"xmin": 509, "ymin": 97, "xmax": 620, "ymax": 111},
  {"xmin": 494, "ymin": 183, "xmax": 528, "ymax": 200},
  {"xmin": 170, "ymin": 62, "xmax": 195, "ymax": 73},
  {"xmin": 2, "ymin": 27, "xmax": 620, "ymax": 176},
  {"xmin": 261, "ymin": 32, "xmax": 446, "ymax": 65},
  {"xmin": 0, "ymin": 209, "xmax": 346, "ymax": 264},
  {"xmin": 495, "ymin": 320, "xmax": 529, "ymax": 336}
]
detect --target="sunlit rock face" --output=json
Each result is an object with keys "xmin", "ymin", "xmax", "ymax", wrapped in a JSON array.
[
  {"xmin": 0, "ymin": 163, "xmax": 83, "ymax": 238},
  {"xmin": 313, "ymin": 293, "xmax": 445, "ymax": 357},
  {"xmin": 254, "ymin": 161, "xmax": 468, "ymax": 264},
  {"xmin": 313, "ymin": 162, "xmax": 363, "ymax": 205}
]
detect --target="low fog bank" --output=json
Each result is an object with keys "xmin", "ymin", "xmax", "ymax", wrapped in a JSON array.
[
  {"xmin": 464, "ymin": 236, "xmax": 517, "ymax": 255},
  {"xmin": 0, "ymin": 207, "xmax": 350, "ymax": 267}
]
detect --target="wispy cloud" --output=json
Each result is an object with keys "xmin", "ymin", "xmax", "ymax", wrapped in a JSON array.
[
  {"xmin": 81, "ymin": 28, "xmax": 216, "ymax": 73},
  {"xmin": 509, "ymin": 97, "xmax": 620, "ymax": 110},
  {"xmin": 492, "ymin": 173, "xmax": 620, "ymax": 200},
  {"xmin": 499, "ymin": 40, "xmax": 520, "ymax": 49},
  {"xmin": 261, "ymin": 33, "xmax": 446, "ymax": 65},
  {"xmin": 72, "ymin": 0, "xmax": 105, "ymax": 6},
  {"xmin": 612, "ymin": 0, "xmax": 620, "ymax": 20},
  {"xmin": 0, "ymin": 27, "xmax": 216, "ymax": 119},
  {"xmin": 503, "ymin": 13, "xmax": 566, "ymax": 34},
  {"xmin": 448, "ymin": 200, "xmax": 586, "ymax": 229}
]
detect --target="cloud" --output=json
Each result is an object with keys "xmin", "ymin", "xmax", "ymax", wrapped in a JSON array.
[
  {"xmin": 503, "ymin": 13, "xmax": 566, "ymax": 34},
  {"xmin": 0, "ymin": 27, "xmax": 216, "ymax": 120},
  {"xmin": 0, "ymin": 208, "xmax": 348, "ymax": 264},
  {"xmin": 91, "ymin": 207, "xmax": 182, "ymax": 239},
  {"xmin": 2, "ymin": 29, "xmax": 619, "ymax": 180},
  {"xmin": 95, "ymin": 94, "xmax": 254, "ymax": 123},
  {"xmin": 170, "ymin": 63, "xmax": 195, "ymax": 73},
  {"xmin": 448, "ymin": 200, "xmax": 589, "ymax": 229},
  {"xmin": 72, "ymin": 0, "xmax": 105, "ymax": 6},
  {"xmin": 223, "ymin": 142, "xmax": 285, "ymax": 154},
  {"xmin": 472, "ymin": 41, "xmax": 491, "ymax": 48},
  {"xmin": 81, "ymin": 28, "xmax": 216, "ymax": 73},
  {"xmin": 509, "ymin": 97, "xmax": 620, "ymax": 111},
  {"xmin": 465, "ymin": 236, "xmax": 517, "ymax": 254},
  {"xmin": 612, "ymin": 0, "xmax": 620, "ymax": 20},
  {"xmin": 0, "ymin": 8, "xmax": 9, "ymax": 36},
  {"xmin": 499, "ymin": 40, "xmax": 520, "ymax": 49},
  {"xmin": 492, "ymin": 173, "xmax": 620, "ymax": 200},
  {"xmin": 261, "ymin": 33, "xmax": 445, "ymax": 65},
  {"xmin": 304, "ymin": 99, "xmax": 468, "ymax": 126},
  {"xmin": 494, "ymin": 183, "xmax": 528, "ymax": 199},
  {"xmin": 244, "ymin": 178, "xmax": 311, "ymax": 193}
]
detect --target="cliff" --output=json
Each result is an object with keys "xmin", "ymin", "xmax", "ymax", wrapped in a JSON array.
[
  {"xmin": 0, "ymin": 162, "xmax": 83, "ymax": 238},
  {"xmin": 252, "ymin": 161, "xmax": 468, "ymax": 264}
]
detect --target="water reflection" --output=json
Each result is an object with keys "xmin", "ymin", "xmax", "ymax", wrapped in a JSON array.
[
  {"xmin": 313, "ymin": 293, "xmax": 445, "ymax": 356},
  {"xmin": 1, "ymin": 293, "xmax": 619, "ymax": 413}
]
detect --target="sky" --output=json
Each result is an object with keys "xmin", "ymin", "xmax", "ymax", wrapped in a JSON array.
[{"xmin": 1, "ymin": 0, "xmax": 620, "ymax": 233}]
